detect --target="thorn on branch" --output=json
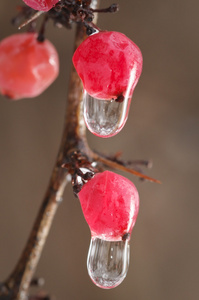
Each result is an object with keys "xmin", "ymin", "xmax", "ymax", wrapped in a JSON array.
[
  {"xmin": 18, "ymin": 11, "xmax": 45, "ymax": 30},
  {"xmin": 12, "ymin": 6, "xmax": 33, "ymax": 26}
]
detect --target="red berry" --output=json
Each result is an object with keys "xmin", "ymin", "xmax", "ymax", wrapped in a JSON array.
[
  {"xmin": 23, "ymin": 0, "xmax": 59, "ymax": 11},
  {"xmin": 72, "ymin": 31, "xmax": 143, "ymax": 100},
  {"xmin": 78, "ymin": 170, "xmax": 139, "ymax": 241},
  {"xmin": 0, "ymin": 33, "xmax": 59, "ymax": 100}
]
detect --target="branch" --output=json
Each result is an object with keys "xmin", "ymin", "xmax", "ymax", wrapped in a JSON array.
[{"xmin": 0, "ymin": 1, "xmax": 100, "ymax": 299}]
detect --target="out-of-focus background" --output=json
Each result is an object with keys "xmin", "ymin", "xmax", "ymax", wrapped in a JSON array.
[{"xmin": 0, "ymin": 0, "xmax": 199, "ymax": 299}]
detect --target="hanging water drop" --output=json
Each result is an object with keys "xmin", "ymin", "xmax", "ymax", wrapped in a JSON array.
[
  {"xmin": 73, "ymin": 31, "xmax": 143, "ymax": 138},
  {"xmin": 87, "ymin": 237, "xmax": 130, "ymax": 289},
  {"xmin": 83, "ymin": 90, "xmax": 131, "ymax": 138},
  {"xmin": 78, "ymin": 171, "xmax": 139, "ymax": 289}
]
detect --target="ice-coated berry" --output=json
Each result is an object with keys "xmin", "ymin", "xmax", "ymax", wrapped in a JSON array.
[
  {"xmin": 72, "ymin": 31, "xmax": 143, "ymax": 100},
  {"xmin": 23, "ymin": 0, "xmax": 59, "ymax": 12},
  {"xmin": 0, "ymin": 32, "xmax": 59, "ymax": 100},
  {"xmin": 78, "ymin": 170, "xmax": 139, "ymax": 241}
]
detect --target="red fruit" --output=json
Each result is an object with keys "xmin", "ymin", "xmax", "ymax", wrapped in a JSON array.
[
  {"xmin": 78, "ymin": 170, "xmax": 139, "ymax": 241},
  {"xmin": 23, "ymin": 0, "xmax": 59, "ymax": 11},
  {"xmin": 0, "ymin": 33, "xmax": 59, "ymax": 100},
  {"xmin": 72, "ymin": 31, "xmax": 143, "ymax": 100}
]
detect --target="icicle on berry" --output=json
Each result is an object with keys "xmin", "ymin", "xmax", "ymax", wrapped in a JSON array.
[
  {"xmin": 78, "ymin": 170, "xmax": 139, "ymax": 289},
  {"xmin": 73, "ymin": 31, "xmax": 143, "ymax": 138},
  {"xmin": 0, "ymin": 33, "xmax": 59, "ymax": 100},
  {"xmin": 22, "ymin": 0, "xmax": 59, "ymax": 12}
]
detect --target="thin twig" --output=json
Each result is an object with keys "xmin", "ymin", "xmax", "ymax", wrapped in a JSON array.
[
  {"xmin": 18, "ymin": 11, "xmax": 45, "ymax": 30},
  {"xmin": 93, "ymin": 153, "xmax": 161, "ymax": 184}
]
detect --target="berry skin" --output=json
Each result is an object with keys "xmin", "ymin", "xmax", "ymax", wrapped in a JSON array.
[
  {"xmin": 72, "ymin": 31, "xmax": 143, "ymax": 100},
  {"xmin": 23, "ymin": 0, "xmax": 59, "ymax": 12},
  {"xmin": 78, "ymin": 170, "xmax": 139, "ymax": 241},
  {"xmin": 0, "ymin": 33, "xmax": 59, "ymax": 100}
]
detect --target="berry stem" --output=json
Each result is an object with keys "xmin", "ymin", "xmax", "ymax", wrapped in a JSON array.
[{"xmin": 37, "ymin": 14, "xmax": 49, "ymax": 42}]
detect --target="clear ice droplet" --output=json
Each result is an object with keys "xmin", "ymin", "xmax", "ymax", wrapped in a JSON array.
[
  {"xmin": 83, "ymin": 91, "xmax": 131, "ymax": 138},
  {"xmin": 87, "ymin": 237, "xmax": 130, "ymax": 289}
]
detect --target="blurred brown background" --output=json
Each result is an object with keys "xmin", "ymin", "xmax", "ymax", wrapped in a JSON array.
[{"xmin": 0, "ymin": 0, "xmax": 199, "ymax": 299}]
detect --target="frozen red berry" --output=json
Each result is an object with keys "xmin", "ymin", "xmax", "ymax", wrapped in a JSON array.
[
  {"xmin": 78, "ymin": 170, "xmax": 139, "ymax": 241},
  {"xmin": 22, "ymin": 0, "xmax": 59, "ymax": 12},
  {"xmin": 72, "ymin": 31, "xmax": 143, "ymax": 100},
  {"xmin": 0, "ymin": 32, "xmax": 59, "ymax": 100}
]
